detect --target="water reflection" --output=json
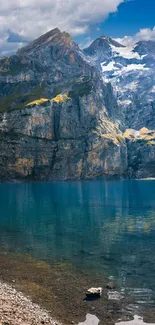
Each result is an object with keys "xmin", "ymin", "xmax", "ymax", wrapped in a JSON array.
[{"xmin": 0, "ymin": 180, "xmax": 155, "ymax": 300}]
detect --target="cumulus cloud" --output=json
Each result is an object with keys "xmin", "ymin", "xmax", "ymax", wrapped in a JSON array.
[
  {"xmin": 116, "ymin": 26, "xmax": 155, "ymax": 46},
  {"xmin": 0, "ymin": 0, "xmax": 125, "ymax": 56}
]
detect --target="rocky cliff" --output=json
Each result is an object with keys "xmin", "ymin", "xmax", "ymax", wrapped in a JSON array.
[{"xmin": 0, "ymin": 28, "xmax": 155, "ymax": 181}]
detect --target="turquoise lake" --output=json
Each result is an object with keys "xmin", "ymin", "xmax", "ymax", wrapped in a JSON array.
[{"xmin": 0, "ymin": 180, "xmax": 155, "ymax": 311}]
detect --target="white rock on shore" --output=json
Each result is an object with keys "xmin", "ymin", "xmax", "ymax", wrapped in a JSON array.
[{"xmin": 86, "ymin": 288, "xmax": 103, "ymax": 297}]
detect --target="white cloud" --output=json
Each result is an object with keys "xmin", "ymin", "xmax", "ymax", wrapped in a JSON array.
[
  {"xmin": 79, "ymin": 37, "xmax": 94, "ymax": 49},
  {"xmin": 116, "ymin": 26, "xmax": 155, "ymax": 46},
  {"xmin": 0, "ymin": 0, "xmax": 125, "ymax": 55}
]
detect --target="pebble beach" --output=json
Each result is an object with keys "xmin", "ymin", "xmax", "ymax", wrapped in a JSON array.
[{"xmin": 0, "ymin": 282, "xmax": 60, "ymax": 325}]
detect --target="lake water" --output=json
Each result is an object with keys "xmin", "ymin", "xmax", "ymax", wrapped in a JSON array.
[{"xmin": 0, "ymin": 180, "xmax": 155, "ymax": 320}]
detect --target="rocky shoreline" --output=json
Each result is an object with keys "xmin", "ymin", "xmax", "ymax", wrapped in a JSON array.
[
  {"xmin": 0, "ymin": 281, "xmax": 155, "ymax": 325},
  {"xmin": 0, "ymin": 281, "xmax": 60, "ymax": 325},
  {"xmin": 0, "ymin": 252, "xmax": 154, "ymax": 325}
]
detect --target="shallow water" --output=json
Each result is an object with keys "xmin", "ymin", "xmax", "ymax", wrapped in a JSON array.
[
  {"xmin": 0, "ymin": 180, "xmax": 155, "ymax": 316},
  {"xmin": 79, "ymin": 314, "xmax": 100, "ymax": 325},
  {"xmin": 115, "ymin": 315, "xmax": 155, "ymax": 325}
]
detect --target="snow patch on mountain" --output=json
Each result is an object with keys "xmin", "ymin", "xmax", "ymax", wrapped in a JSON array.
[
  {"xmin": 101, "ymin": 61, "xmax": 119, "ymax": 72},
  {"xmin": 101, "ymin": 62, "xmax": 148, "ymax": 73},
  {"xmin": 118, "ymin": 99, "xmax": 132, "ymax": 106},
  {"xmin": 124, "ymin": 81, "xmax": 139, "ymax": 91},
  {"xmin": 122, "ymin": 63, "xmax": 148, "ymax": 72},
  {"xmin": 84, "ymin": 37, "xmax": 155, "ymax": 129},
  {"xmin": 151, "ymin": 86, "xmax": 155, "ymax": 93},
  {"xmin": 111, "ymin": 44, "xmax": 141, "ymax": 60}
]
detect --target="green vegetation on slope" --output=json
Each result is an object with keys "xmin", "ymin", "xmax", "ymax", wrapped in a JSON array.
[{"xmin": 0, "ymin": 84, "xmax": 46, "ymax": 112}]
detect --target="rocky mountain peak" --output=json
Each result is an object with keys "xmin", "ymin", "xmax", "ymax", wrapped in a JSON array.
[
  {"xmin": 99, "ymin": 35, "xmax": 124, "ymax": 48},
  {"xmin": 17, "ymin": 28, "xmax": 80, "ymax": 58},
  {"xmin": 84, "ymin": 35, "xmax": 124, "ymax": 54},
  {"xmin": 134, "ymin": 40, "xmax": 155, "ymax": 56},
  {"xmin": 83, "ymin": 35, "xmax": 124, "ymax": 64},
  {"xmin": 56, "ymin": 31, "xmax": 74, "ymax": 46},
  {"xmin": 14, "ymin": 28, "xmax": 85, "ymax": 83},
  {"xmin": 17, "ymin": 28, "xmax": 61, "ymax": 55}
]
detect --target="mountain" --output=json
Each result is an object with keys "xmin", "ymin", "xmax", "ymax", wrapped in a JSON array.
[
  {"xmin": 84, "ymin": 36, "xmax": 155, "ymax": 130},
  {"xmin": 0, "ymin": 29, "xmax": 155, "ymax": 181},
  {"xmin": 0, "ymin": 28, "xmax": 95, "ymax": 110},
  {"xmin": 84, "ymin": 36, "xmax": 124, "ymax": 65}
]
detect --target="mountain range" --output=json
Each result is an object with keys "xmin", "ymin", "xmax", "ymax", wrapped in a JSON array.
[{"xmin": 0, "ymin": 28, "xmax": 155, "ymax": 181}]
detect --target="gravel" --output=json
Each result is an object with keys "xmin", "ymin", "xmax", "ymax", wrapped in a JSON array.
[{"xmin": 0, "ymin": 281, "xmax": 61, "ymax": 325}]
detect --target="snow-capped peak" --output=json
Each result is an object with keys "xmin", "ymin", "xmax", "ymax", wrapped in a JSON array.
[{"xmin": 83, "ymin": 35, "xmax": 155, "ymax": 130}]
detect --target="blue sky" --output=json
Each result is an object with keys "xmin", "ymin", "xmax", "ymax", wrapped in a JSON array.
[
  {"xmin": 101, "ymin": 0, "xmax": 155, "ymax": 38},
  {"xmin": 0, "ymin": 0, "xmax": 155, "ymax": 55},
  {"xmin": 75, "ymin": 0, "xmax": 155, "ymax": 46}
]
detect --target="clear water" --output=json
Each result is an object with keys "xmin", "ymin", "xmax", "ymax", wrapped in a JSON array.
[{"xmin": 0, "ymin": 180, "xmax": 155, "ymax": 308}]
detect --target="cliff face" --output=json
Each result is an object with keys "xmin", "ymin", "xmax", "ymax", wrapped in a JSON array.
[
  {"xmin": 0, "ymin": 75, "xmax": 127, "ymax": 180},
  {"xmin": 0, "ymin": 29, "xmax": 155, "ymax": 181},
  {"xmin": 124, "ymin": 128, "xmax": 155, "ymax": 179}
]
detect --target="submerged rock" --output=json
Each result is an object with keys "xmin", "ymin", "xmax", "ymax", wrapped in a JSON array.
[
  {"xmin": 108, "ymin": 290, "xmax": 124, "ymax": 301},
  {"xmin": 106, "ymin": 282, "xmax": 116, "ymax": 290}
]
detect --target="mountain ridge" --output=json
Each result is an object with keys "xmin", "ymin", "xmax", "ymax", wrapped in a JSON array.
[{"xmin": 0, "ymin": 28, "xmax": 155, "ymax": 181}]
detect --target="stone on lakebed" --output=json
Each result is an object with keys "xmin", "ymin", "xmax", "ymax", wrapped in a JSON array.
[{"xmin": 106, "ymin": 282, "xmax": 116, "ymax": 290}]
